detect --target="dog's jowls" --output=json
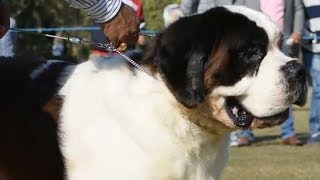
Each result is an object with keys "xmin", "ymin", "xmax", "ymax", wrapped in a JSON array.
[{"xmin": 0, "ymin": 6, "xmax": 307, "ymax": 180}]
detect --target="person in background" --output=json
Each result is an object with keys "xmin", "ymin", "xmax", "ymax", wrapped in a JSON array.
[
  {"xmin": 0, "ymin": 17, "xmax": 17, "ymax": 56},
  {"xmin": 90, "ymin": 0, "xmax": 146, "ymax": 58},
  {"xmin": 166, "ymin": 0, "xmax": 304, "ymax": 146},
  {"xmin": 132, "ymin": 0, "xmax": 147, "ymax": 46},
  {"xmin": 0, "ymin": 0, "xmax": 140, "ymax": 48},
  {"xmin": 180, "ymin": 0, "xmax": 233, "ymax": 15},
  {"xmin": 302, "ymin": 0, "xmax": 320, "ymax": 143}
]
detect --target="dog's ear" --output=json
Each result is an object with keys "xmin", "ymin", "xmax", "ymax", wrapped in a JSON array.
[
  {"xmin": 177, "ymin": 52, "xmax": 206, "ymax": 108},
  {"xmin": 155, "ymin": 38, "xmax": 207, "ymax": 108}
]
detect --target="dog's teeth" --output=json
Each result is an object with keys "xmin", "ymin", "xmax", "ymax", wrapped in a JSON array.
[{"xmin": 232, "ymin": 107, "xmax": 239, "ymax": 116}]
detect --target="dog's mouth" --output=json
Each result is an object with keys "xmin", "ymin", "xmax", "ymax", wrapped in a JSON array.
[{"xmin": 225, "ymin": 97, "xmax": 289, "ymax": 129}]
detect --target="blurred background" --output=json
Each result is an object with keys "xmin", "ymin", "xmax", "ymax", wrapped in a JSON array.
[{"xmin": 9, "ymin": 0, "xmax": 178, "ymax": 61}]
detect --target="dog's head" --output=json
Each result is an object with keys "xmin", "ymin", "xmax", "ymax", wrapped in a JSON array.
[{"xmin": 144, "ymin": 6, "xmax": 307, "ymax": 130}]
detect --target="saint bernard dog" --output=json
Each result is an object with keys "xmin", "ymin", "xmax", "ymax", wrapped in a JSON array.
[{"xmin": 0, "ymin": 6, "xmax": 307, "ymax": 180}]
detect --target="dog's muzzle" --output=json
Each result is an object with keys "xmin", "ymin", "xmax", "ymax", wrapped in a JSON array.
[{"xmin": 281, "ymin": 60, "xmax": 308, "ymax": 106}]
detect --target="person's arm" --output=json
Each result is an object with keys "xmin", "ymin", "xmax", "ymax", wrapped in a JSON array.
[
  {"xmin": 180, "ymin": 0, "xmax": 199, "ymax": 15},
  {"xmin": 66, "ymin": 0, "xmax": 139, "ymax": 47},
  {"xmin": 291, "ymin": 0, "xmax": 305, "ymax": 44},
  {"xmin": 0, "ymin": 0, "xmax": 10, "ymax": 39},
  {"xmin": 65, "ymin": 0, "xmax": 121, "ymax": 23}
]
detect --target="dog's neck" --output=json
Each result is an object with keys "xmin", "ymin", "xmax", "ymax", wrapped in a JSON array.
[{"xmin": 134, "ymin": 73, "xmax": 230, "ymax": 179}]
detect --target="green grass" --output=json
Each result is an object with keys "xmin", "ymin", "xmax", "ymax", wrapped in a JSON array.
[{"xmin": 221, "ymin": 108, "xmax": 320, "ymax": 180}]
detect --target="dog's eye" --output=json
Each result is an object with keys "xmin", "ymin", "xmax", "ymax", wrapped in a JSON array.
[{"xmin": 246, "ymin": 47, "xmax": 265, "ymax": 61}]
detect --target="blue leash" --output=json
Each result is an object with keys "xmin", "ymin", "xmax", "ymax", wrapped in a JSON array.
[
  {"xmin": 8, "ymin": 26, "xmax": 319, "ymax": 41},
  {"xmin": 8, "ymin": 26, "xmax": 159, "ymax": 36}
]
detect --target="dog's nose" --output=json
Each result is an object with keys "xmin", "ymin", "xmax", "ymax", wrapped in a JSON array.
[
  {"xmin": 282, "ymin": 60, "xmax": 308, "ymax": 106},
  {"xmin": 282, "ymin": 60, "xmax": 306, "ymax": 81},
  {"xmin": 294, "ymin": 82, "xmax": 308, "ymax": 106}
]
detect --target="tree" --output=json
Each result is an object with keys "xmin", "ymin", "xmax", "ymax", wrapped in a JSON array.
[
  {"xmin": 10, "ymin": 0, "xmax": 91, "ymax": 61},
  {"xmin": 9, "ymin": 0, "xmax": 180, "ymax": 60},
  {"xmin": 143, "ymin": 0, "xmax": 180, "ymax": 30}
]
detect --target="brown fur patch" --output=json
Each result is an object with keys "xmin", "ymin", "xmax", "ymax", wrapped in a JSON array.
[
  {"xmin": 42, "ymin": 96, "xmax": 62, "ymax": 123},
  {"xmin": 176, "ymin": 99, "xmax": 232, "ymax": 135},
  {"xmin": 204, "ymin": 43, "xmax": 230, "ymax": 91}
]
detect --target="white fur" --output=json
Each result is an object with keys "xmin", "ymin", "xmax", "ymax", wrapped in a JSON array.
[{"xmin": 59, "ymin": 56, "xmax": 230, "ymax": 180}]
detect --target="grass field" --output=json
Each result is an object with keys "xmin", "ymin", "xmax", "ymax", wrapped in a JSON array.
[{"xmin": 221, "ymin": 104, "xmax": 320, "ymax": 180}]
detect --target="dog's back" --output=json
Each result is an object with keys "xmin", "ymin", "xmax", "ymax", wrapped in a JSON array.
[{"xmin": 0, "ymin": 56, "xmax": 73, "ymax": 180}]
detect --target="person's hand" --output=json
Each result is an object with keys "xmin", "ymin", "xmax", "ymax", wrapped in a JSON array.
[
  {"xmin": 0, "ymin": 0, "xmax": 10, "ymax": 39},
  {"xmin": 100, "ymin": 3, "xmax": 140, "ymax": 49},
  {"xmin": 137, "ymin": 35, "xmax": 146, "ymax": 46},
  {"xmin": 290, "ymin": 32, "xmax": 302, "ymax": 45}
]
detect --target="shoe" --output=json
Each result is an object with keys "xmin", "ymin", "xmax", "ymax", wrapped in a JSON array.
[
  {"xmin": 283, "ymin": 136, "xmax": 303, "ymax": 146},
  {"xmin": 307, "ymin": 132, "xmax": 320, "ymax": 144},
  {"xmin": 238, "ymin": 136, "xmax": 252, "ymax": 146},
  {"xmin": 229, "ymin": 132, "xmax": 240, "ymax": 147},
  {"xmin": 229, "ymin": 140, "xmax": 239, "ymax": 147}
]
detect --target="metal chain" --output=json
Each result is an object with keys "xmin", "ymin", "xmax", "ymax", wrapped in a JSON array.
[
  {"xmin": 114, "ymin": 48, "xmax": 156, "ymax": 79},
  {"xmin": 10, "ymin": 28, "xmax": 157, "ymax": 80},
  {"xmin": 139, "ymin": 31, "xmax": 158, "ymax": 37}
]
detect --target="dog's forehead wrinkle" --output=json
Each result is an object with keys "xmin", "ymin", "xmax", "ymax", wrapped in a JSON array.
[{"xmin": 212, "ymin": 76, "xmax": 253, "ymax": 96}]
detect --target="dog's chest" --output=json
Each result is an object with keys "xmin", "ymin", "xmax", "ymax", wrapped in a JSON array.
[
  {"xmin": 147, "ymin": 138, "xmax": 227, "ymax": 180},
  {"xmin": 61, "ymin": 115, "xmax": 228, "ymax": 180}
]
